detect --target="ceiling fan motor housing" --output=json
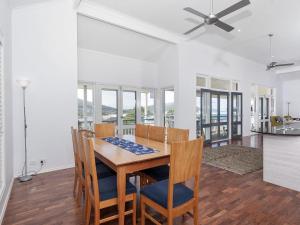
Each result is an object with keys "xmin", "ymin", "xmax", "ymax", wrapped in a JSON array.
[{"xmin": 205, "ymin": 14, "xmax": 218, "ymax": 24}]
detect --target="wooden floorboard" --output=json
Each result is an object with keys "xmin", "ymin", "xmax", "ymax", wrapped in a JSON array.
[{"xmin": 3, "ymin": 135, "xmax": 300, "ymax": 225}]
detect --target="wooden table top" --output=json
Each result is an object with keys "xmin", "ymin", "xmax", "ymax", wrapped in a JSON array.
[{"xmin": 93, "ymin": 135, "xmax": 171, "ymax": 166}]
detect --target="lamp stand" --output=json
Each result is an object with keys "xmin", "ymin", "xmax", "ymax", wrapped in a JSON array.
[{"xmin": 19, "ymin": 87, "xmax": 32, "ymax": 182}]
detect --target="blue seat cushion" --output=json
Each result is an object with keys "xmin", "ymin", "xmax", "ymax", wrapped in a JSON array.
[
  {"xmin": 99, "ymin": 176, "xmax": 137, "ymax": 201},
  {"xmin": 142, "ymin": 165, "xmax": 169, "ymax": 181},
  {"xmin": 82, "ymin": 161, "xmax": 115, "ymax": 178},
  {"xmin": 96, "ymin": 163, "xmax": 116, "ymax": 178},
  {"xmin": 140, "ymin": 179, "xmax": 194, "ymax": 208}
]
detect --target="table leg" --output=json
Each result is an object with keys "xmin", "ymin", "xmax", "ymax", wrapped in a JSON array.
[{"xmin": 117, "ymin": 166, "xmax": 126, "ymax": 225}]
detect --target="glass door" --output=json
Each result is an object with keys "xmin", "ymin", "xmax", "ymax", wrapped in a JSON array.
[
  {"xmin": 201, "ymin": 89, "xmax": 229, "ymax": 143},
  {"xmin": 258, "ymin": 96, "xmax": 270, "ymax": 132},
  {"xmin": 101, "ymin": 89, "xmax": 118, "ymax": 124},
  {"xmin": 141, "ymin": 90, "xmax": 155, "ymax": 125},
  {"xmin": 163, "ymin": 89, "xmax": 175, "ymax": 128},
  {"xmin": 231, "ymin": 92, "xmax": 243, "ymax": 139},
  {"xmin": 121, "ymin": 90, "xmax": 137, "ymax": 134}
]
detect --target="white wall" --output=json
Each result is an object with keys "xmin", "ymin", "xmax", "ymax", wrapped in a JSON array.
[
  {"xmin": 279, "ymin": 72, "xmax": 300, "ymax": 117},
  {"xmin": 0, "ymin": 0, "xmax": 13, "ymax": 222},
  {"xmin": 176, "ymin": 40, "xmax": 279, "ymax": 138},
  {"xmin": 156, "ymin": 45, "xmax": 179, "ymax": 88},
  {"xmin": 12, "ymin": 0, "xmax": 78, "ymax": 176},
  {"xmin": 78, "ymin": 48, "xmax": 158, "ymax": 88}
]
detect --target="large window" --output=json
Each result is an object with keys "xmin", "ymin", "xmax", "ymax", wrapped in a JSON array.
[
  {"xmin": 163, "ymin": 88, "xmax": 175, "ymax": 128},
  {"xmin": 0, "ymin": 40, "xmax": 4, "ymax": 195},
  {"xmin": 141, "ymin": 90, "xmax": 155, "ymax": 125},
  {"xmin": 77, "ymin": 83, "xmax": 94, "ymax": 130},
  {"xmin": 101, "ymin": 89, "xmax": 118, "ymax": 124},
  {"xmin": 77, "ymin": 82, "xmax": 157, "ymax": 134}
]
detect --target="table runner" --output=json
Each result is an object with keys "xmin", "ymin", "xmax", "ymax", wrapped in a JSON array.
[{"xmin": 102, "ymin": 137, "xmax": 158, "ymax": 155}]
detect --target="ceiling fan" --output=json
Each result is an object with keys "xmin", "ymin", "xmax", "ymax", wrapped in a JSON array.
[
  {"xmin": 266, "ymin": 34, "xmax": 294, "ymax": 71},
  {"xmin": 183, "ymin": 0, "xmax": 251, "ymax": 35}
]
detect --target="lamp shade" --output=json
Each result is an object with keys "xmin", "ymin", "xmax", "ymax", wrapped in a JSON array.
[{"xmin": 16, "ymin": 79, "xmax": 31, "ymax": 88}]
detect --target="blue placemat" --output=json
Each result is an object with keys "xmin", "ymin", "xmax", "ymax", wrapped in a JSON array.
[{"xmin": 102, "ymin": 137, "xmax": 158, "ymax": 155}]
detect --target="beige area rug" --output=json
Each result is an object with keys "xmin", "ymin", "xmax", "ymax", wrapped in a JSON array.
[{"xmin": 203, "ymin": 145, "xmax": 263, "ymax": 175}]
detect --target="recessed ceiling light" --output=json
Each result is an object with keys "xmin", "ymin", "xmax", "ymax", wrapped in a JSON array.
[
  {"xmin": 272, "ymin": 55, "xmax": 275, "ymax": 58},
  {"xmin": 237, "ymin": 29, "xmax": 241, "ymax": 32}
]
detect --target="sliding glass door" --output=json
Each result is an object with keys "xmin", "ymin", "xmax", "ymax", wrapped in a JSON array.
[
  {"xmin": 231, "ymin": 92, "xmax": 243, "ymax": 139},
  {"xmin": 163, "ymin": 88, "xmax": 175, "ymax": 128},
  {"xmin": 201, "ymin": 89, "xmax": 229, "ymax": 143},
  {"xmin": 258, "ymin": 96, "xmax": 270, "ymax": 132}
]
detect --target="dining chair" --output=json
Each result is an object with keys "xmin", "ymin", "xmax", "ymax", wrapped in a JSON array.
[
  {"xmin": 83, "ymin": 137, "xmax": 137, "ymax": 225},
  {"xmin": 141, "ymin": 128, "xmax": 190, "ymax": 185},
  {"xmin": 75, "ymin": 130, "xmax": 116, "ymax": 207},
  {"xmin": 148, "ymin": 125, "xmax": 165, "ymax": 143},
  {"xmin": 94, "ymin": 123, "xmax": 116, "ymax": 138},
  {"xmin": 140, "ymin": 138, "xmax": 204, "ymax": 225},
  {"xmin": 167, "ymin": 128, "xmax": 189, "ymax": 144},
  {"xmin": 135, "ymin": 124, "xmax": 149, "ymax": 139},
  {"xmin": 71, "ymin": 127, "xmax": 82, "ymax": 201}
]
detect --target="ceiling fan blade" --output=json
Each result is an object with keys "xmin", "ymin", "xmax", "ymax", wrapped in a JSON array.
[
  {"xmin": 184, "ymin": 23, "xmax": 205, "ymax": 35},
  {"xmin": 274, "ymin": 63, "xmax": 295, "ymax": 67},
  {"xmin": 214, "ymin": 20, "xmax": 234, "ymax": 32},
  {"xmin": 184, "ymin": 7, "xmax": 208, "ymax": 19},
  {"xmin": 216, "ymin": 0, "xmax": 251, "ymax": 19}
]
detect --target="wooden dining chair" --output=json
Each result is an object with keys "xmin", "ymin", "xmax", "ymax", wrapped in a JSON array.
[
  {"xmin": 135, "ymin": 124, "xmax": 149, "ymax": 139},
  {"xmin": 141, "ymin": 128, "xmax": 190, "ymax": 185},
  {"xmin": 167, "ymin": 128, "xmax": 189, "ymax": 144},
  {"xmin": 75, "ymin": 130, "xmax": 116, "ymax": 207},
  {"xmin": 71, "ymin": 127, "xmax": 82, "ymax": 201},
  {"xmin": 94, "ymin": 123, "xmax": 116, "ymax": 138},
  {"xmin": 148, "ymin": 125, "xmax": 165, "ymax": 143},
  {"xmin": 83, "ymin": 137, "xmax": 137, "ymax": 225},
  {"xmin": 140, "ymin": 138, "xmax": 204, "ymax": 225}
]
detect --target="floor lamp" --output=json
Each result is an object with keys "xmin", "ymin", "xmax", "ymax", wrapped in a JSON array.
[{"xmin": 17, "ymin": 79, "xmax": 32, "ymax": 182}]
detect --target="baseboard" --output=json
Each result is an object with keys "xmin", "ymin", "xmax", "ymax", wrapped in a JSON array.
[
  {"xmin": 0, "ymin": 178, "xmax": 14, "ymax": 225},
  {"xmin": 38, "ymin": 163, "xmax": 74, "ymax": 174}
]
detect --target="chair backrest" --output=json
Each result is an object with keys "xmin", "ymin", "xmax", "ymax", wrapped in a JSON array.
[
  {"xmin": 82, "ymin": 137, "xmax": 100, "ymax": 204},
  {"xmin": 71, "ymin": 127, "xmax": 84, "ymax": 179},
  {"xmin": 148, "ymin": 125, "xmax": 165, "ymax": 143},
  {"xmin": 167, "ymin": 128, "xmax": 189, "ymax": 144},
  {"xmin": 168, "ymin": 138, "xmax": 204, "ymax": 209},
  {"xmin": 135, "ymin": 124, "xmax": 149, "ymax": 138},
  {"xmin": 94, "ymin": 123, "xmax": 116, "ymax": 138}
]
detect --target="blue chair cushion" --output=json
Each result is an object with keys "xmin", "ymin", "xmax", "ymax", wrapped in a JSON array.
[
  {"xmin": 99, "ymin": 176, "xmax": 137, "ymax": 201},
  {"xmin": 140, "ymin": 179, "xmax": 194, "ymax": 208},
  {"xmin": 82, "ymin": 161, "xmax": 115, "ymax": 178},
  {"xmin": 142, "ymin": 165, "xmax": 169, "ymax": 181}
]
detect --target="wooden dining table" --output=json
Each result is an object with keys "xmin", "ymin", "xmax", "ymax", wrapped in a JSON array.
[{"xmin": 92, "ymin": 135, "xmax": 171, "ymax": 225}]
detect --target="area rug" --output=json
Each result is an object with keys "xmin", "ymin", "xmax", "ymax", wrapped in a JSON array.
[{"xmin": 203, "ymin": 145, "xmax": 263, "ymax": 175}]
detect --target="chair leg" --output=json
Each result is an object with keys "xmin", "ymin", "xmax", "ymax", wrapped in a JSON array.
[
  {"xmin": 85, "ymin": 195, "xmax": 92, "ymax": 225},
  {"xmin": 77, "ymin": 181, "xmax": 82, "ymax": 205},
  {"xmin": 140, "ymin": 196, "xmax": 145, "ymax": 225},
  {"xmin": 73, "ymin": 172, "xmax": 78, "ymax": 197},
  {"xmin": 193, "ymin": 203, "xmax": 199, "ymax": 225},
  {"xmin": 94, "ymin": 207, "xmax": 100, "ymax": 225},
  {"xmin": 167, "ymin": 212, "xmax": 173, "ymax": 225},
  {"xmin": 132, "ymin": 194, "xmax": 137, "ymax": 225}
]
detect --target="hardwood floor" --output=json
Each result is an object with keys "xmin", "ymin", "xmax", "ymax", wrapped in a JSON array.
[{"xmin": 3, "ymin": 135, "xmax": 300, "ymax": 225}]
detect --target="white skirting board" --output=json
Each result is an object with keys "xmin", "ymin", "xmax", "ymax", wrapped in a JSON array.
[
  {"xmin": 0, "ymin": 178, "xmax": 14, "ymax": 225},
  {"xmin": 263, "ymin": 135, "xmax": 300, "ymax": 192}
]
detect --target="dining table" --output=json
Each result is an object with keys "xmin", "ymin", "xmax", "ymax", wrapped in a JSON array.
[{"xmin": 92, "ymin": 135, "xmax": 171, "ymax": 225}]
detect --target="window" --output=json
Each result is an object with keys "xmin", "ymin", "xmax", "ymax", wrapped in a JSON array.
[
  {"xmin": 0, "ymin": 40, "xmax": 4, "ymax": 195},
  {"xmin": 211, "ymin": 78, "xmax": 230, "ymax": 91},
  {"xmin": 78, "ymin": 83, "xmax": 94, "ymax": 130},
  {"xmin": 101, "ymin": 89, "xmax": 118, "ymax": 124},
  {"xmin": 163, "ymin": 88, "xmax": 175, "ymax": 128},
  {"xmin": 141, "ymin": 90, "xmax": 155, "ymax": 125}
]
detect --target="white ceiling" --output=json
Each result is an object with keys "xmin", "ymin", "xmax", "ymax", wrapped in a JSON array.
[
  {"xmin": 77, "ymin": 15, "xmax": 173, "ymax": 62},
  {"xmin": 87, "ymin": 0, "xmax": 300, "ymax": 65}
]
